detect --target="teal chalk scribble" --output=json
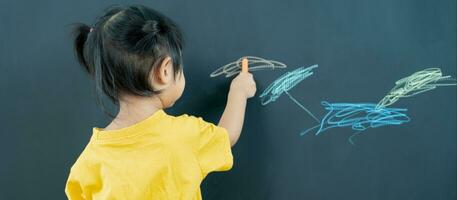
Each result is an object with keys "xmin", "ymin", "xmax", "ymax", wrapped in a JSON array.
[
  {"xmin": 259, "ymin": 65, "xmax": 317, "ymax": 105},
  {"xmin": 259, "ymin": 65, "xmax": 319, "ymax": 122}
]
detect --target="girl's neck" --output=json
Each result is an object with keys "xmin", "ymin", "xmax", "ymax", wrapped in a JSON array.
[{"xmin": 103, "ymin": 95, "xmax": 164, "ymax": 131}]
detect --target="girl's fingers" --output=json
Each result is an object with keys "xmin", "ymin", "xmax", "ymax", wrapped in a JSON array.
[{"xmin": 241, "ymin": 58, "xmax": 249, "ymax": 73}]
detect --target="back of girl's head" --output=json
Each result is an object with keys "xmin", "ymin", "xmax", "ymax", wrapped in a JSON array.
[{"xmin": 71, "ymin": 5, "xmax": 184, "ymax": 117}]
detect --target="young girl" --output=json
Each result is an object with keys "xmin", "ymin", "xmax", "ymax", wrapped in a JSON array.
[{"xmin": 65, "ymin": 4, "xmax": 256, "ymax": 200}]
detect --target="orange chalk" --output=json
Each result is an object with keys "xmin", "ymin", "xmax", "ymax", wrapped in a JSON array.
[{"xmin": 241, "ymin": 58, "xmax": 249, "ymax": 73}]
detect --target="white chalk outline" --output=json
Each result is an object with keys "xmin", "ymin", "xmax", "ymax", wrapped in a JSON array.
[{"xmin": 210, "ymin": 56, "xmax": 287, "ymax": 78}]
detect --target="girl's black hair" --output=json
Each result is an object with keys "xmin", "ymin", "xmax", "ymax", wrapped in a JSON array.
[{"xmin": 71, "ymin": 5, "xmax": 184, "ymax": 118}]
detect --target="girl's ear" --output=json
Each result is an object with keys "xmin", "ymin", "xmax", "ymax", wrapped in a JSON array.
[{"xmin": 154, "ymin": 56, "xmax": 173, "ymax": 86}]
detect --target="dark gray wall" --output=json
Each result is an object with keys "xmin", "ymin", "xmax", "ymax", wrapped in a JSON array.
[{"xmin": 1, "ymin": 0, "xmax": 455, "ymax": 199}]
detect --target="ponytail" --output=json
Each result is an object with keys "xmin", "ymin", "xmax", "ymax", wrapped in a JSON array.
[
  {"xmin": 71, "ymin": 23, "xmax": 117, "ymax": 118},
  {"xmin": 71, "ymin": 23, "xmax": 92, "ymax": 74}
]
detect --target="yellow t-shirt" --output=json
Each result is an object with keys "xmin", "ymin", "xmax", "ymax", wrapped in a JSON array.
[{"xmin": 65, "ymin": 109, "xmax": 233, "ymax": 200}]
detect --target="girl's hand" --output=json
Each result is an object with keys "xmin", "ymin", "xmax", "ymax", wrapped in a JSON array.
[
  {"xmin": 220, "ymin": 71, "xmax": 256, "ymax": 147},
  {"xmin": 229, "ymin": 72, "xmax": 257, "ymax": 99}
]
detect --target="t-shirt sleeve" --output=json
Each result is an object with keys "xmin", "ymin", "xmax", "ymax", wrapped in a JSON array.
[
  {"xmin": 192, "ymin": 116, "xmax": 233, "ymax": 176},
  {"xmin": 65, "ymin": 169, "xmax": 85, "ymax": 200}
]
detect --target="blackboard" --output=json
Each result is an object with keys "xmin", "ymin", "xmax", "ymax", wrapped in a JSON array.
[{"xmin": 1, "ymin": 0, "xmax": 455, "ymax": 199}]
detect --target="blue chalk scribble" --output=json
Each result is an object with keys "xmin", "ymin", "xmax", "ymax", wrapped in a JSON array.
[{"xmin": 301, "ymin": 102, "xmax": 410, "ymax": 141}]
